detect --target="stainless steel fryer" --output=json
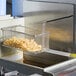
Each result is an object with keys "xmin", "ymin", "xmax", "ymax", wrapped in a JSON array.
[
  {"xmin": 0, "ymin": 0, "xmax": 76, "ymax": 76},
  {"xmin": 0, "ymin": 57, "xmax": 76, "ymax": 76}
]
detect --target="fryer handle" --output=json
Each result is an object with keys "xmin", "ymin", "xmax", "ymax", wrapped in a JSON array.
[{"xmin": 45, "ymin": 49, "xmax": 70, "ymax": 57}]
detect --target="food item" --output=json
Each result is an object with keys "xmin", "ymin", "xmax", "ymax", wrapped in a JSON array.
[{"xmin": 3, "ymin": 37, "xmax": 42, "ymax": 52}]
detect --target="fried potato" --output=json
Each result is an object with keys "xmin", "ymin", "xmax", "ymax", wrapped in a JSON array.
[{"xmin": 3, "ymin": 37, "xmax": 42, "ymax": 52}]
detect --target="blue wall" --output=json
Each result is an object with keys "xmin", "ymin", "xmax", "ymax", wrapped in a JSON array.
[
  {"xmin": 0, "ymin": 0, "xmax": 6, "ymax": 15},
  {"xmin": 12, "ymin": 0, "xmax": 23, "ymax": 16}
]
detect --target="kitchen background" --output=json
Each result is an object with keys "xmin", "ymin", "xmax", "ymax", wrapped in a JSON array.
[{"xmin": 0, "ymin": 0, "xmax": 76, "ymax": 76}]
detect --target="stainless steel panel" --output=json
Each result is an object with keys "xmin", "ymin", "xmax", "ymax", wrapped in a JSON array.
[
  {"xmin": 28, "ymin": 0, "xmax": 76, "ymax": 4},
  {"xmin": 44, "ymin": 58, "xmax": 76, "ymax": 75},
  {"xmin": 23, "ymin": 2, "xmax": 73, "ymax": 16},
  {"xmin": 0, "ymin": 59, "xmax": 47, "ymax": 76},
  {"xmin": 24, "ymin": 2, "xmax": 73, "ymax": 52},
  {"xmin": 46, "ymin": 17, "xmax": 73, "ymax": 52}
]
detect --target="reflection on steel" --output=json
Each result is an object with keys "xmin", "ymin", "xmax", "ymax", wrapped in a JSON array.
[
  {"xmin": 0, "ymin": 66, "xmax": 19, "ymax": 76},
  {"xmin": 45, "ymin": 15, "xmax": 73, "ymax": 23}
]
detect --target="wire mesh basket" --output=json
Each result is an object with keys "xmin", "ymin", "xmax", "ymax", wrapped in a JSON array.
[{"xmin": 1, "ymin": 25, "xmax": 49, "ymax": 55}]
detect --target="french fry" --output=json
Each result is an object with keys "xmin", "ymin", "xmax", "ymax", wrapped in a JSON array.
[{"xmin": 3, "ymin": 37, "xmax": 42, "ymax": 52}]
